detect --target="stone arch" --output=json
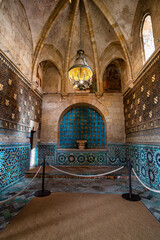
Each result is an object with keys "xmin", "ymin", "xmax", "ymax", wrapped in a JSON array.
[
  {"xmin": 102, "ymin": 58, "xmax": 127, "ymax": 93},
  {"xmin": 100, "ymin": 43, "xmax": 129, "ymax": 92},
  {"xmin": 38, "ymin": 60, "xmax": 62, "ymax": 93},
  {"xmin": 34, "ymin": 44, "xmax": 63, "ymax": 85}
]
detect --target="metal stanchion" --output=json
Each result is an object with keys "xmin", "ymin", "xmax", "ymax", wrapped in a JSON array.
[
  {"xmin": 35, "ymin": 157, "xmax": 51, "ymax": 197},
  {"xmin": 122, "ymin": 160, "xmax": 141, "ymax": 201}
]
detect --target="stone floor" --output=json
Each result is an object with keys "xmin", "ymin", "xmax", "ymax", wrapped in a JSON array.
[
  {"xmin": 25, "ymin": 165, "xmax": 128, "ymax": 179},
  {"xmin": 0, "ymin": 168, "xmax": 160, "ymax": 231}
]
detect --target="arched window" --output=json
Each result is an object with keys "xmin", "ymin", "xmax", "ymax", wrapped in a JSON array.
[{"xmin": 142, "ymin": 15, "xmax": 155, "ymax": 62}]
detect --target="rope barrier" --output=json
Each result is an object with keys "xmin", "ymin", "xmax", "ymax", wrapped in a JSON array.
[
  {"xmin": 132, "ymin": 168, "xmax": 160, "ymax": 193},
  {"xmin": 49, "ymin": 165, "xmax": 124, "ymax": 178},
  {"xmin": 0, "ymin": 166, "xmax": 42, "ymax": 205}
]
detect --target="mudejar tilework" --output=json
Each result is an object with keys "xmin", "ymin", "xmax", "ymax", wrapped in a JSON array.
[
  {"xmin": 0, "ymin": 52, "xmax": 42, "ymax": 190},
  {"xmin": 59, "ymin": 106, "xmax": 106, "ymax": 149},
  {"xmin": 123, "ymin": 53, "xmax": 160, "ymax": 139},
  {"xmin": 126, "ymin": 144, "xmax": 160, "ymax": 190},
  {"xmin": 0, "ymin": 144, "xmax": 30, "ymax": 190}
]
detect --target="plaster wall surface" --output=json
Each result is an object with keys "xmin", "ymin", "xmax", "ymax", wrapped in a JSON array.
[
  {"xmin": 103, "ymin": 0, "xmax": 138, "ymax": 46},
  {"xmin": 0, "ymin": 0, "xmax": 33, "ymax": 79},
  {"xmin": 40, "ymin": 93, "xmax": 125, "ymax": 144},
  {"xmin": 42, "ymin": 63, "xmax": 61, "ymax": 93}
]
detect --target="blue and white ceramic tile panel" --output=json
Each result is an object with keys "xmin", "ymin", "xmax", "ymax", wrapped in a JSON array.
[
  {"xmin": 0, "ymin": 143, "xmax": 30, "ymax": 191},
  {"xmin": 38, "ymin": 143, "xmax": 56, "ymax": 165},
  {"xmin": 37, "ymin": 143, "xmax": 127, "ymax": 166},
  {"xmin": 56, "ymin": 149, "xmax": 107, "ymax": 166},
  {"xmin": 59, "ymin": 106, "xmax": 106, "ymax": 149},
  {"xmin": 126, "ymin": 144, "xmax": 160, "ymax": 190},
  {"xmin": 107, "ymin": 143, "xmax": 126, "ymax": 165}
]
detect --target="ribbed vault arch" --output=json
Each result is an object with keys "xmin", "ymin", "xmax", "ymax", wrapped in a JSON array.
[{"xmin": 31, "ymin": 0, "xmax": 133, "ymax": 94}]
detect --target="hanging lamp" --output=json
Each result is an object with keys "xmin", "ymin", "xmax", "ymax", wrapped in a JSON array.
[{"xmin": 68, "ymin": 49, "xmax": 93, "ymax": 91}]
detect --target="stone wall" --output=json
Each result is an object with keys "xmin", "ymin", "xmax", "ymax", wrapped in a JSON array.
[
  {"xmin": 0, "ymin": 0, "xmax": 33, "ymax": 79},
  {"xmin": 0, "ymin": 51, "xmax": 42, "ymax": 189},
  {"xmin": 40, "ymin": 93, "xmax": 125, "ymax": 144}
]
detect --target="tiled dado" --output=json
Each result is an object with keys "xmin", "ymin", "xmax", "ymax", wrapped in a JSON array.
[
  {"xmin": 37, "ymin": 143, "xmax": 126, "ymax": 166},
  {"xmin": 38, "ymin": 143, "xmax": 57, "ymax": 165},
  {"xmin": 0, "ymin": 143, "xmax": 30, "ymax": 191},
  {"xmin": 56, "ymin": 149, "xmax": 107, "ymax": 166},
  {"xmin": 107, "ymin": 143, "xmax": 126, "ymax": 165},
  {"xmin": 126, "ymin": 144, "xmax": 160, "ymax": 190}
]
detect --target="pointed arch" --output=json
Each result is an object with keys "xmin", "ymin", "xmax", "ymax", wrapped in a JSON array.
[
  {"xmin": 32, "ymin": 0, "xmax": 69, "ymax": 79},
  {"xmin": 141, "ymin": 14, "xmax": 155, "ymax": 62},
  {"xmin": 92, "ymin": 0, "xmax": 133, "ymax": 84}
]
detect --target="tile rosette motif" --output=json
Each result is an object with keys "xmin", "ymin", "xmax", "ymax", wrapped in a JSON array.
[
  {"xmin": 56, "ymin": 151, "xmax": 107, "ymax": 166},
  {"xmin": 126, "ymin": 144, "xmax": 160, "ymax": 190}
]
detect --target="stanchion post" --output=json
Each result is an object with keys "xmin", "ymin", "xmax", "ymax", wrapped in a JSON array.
[
  {"xmin": 42, "ymin": 156, "xmax": 45, "ymax": 193},
  {"xmin": 122, "ymin": 159, "xmax": 141, "ymax": 201},
  {"xmin": 35, "ymin": 157, "xmax": 51, "ymax": 197},
  {"xmin": 128, "ymin": 160, "xmax": 132, "ymax": 199}
]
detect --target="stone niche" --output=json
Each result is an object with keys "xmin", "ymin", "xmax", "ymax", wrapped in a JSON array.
[{"xmin": 59, "ymin": 106, "xmax": 106, "ymax": 149}]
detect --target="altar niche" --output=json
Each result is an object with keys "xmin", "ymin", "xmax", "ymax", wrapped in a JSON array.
[{"xmin": 59, "ymin": 106, "xmax": 106, "ymax": 149}]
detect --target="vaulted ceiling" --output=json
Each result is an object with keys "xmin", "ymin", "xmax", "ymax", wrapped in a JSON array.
[
  {"xmin": 0, "ymin": 0, "xmax": 142, "ymax": 93},
  {"xmin": 21, "ymin": 0, "xmax": 138, "ymax": 52}
]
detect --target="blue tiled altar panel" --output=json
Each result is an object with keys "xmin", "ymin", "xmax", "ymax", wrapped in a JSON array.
[
  {"xmin": 59, "ymin": 106, "xmax": 105, "ymax": 149},
  {"xmin": 55, "ymin": 143, "xmax": 127, "ymax": 166},
  {"xmin": 37, "ymin": 143, "xmax": 126, "ymax": 166},
  {"xmin": 0, "ymin": 144, "xmax": 30, "ymax": 191},
  {"xmin": 126, "ymin": 144, "xmax": 160, "ymax": 190},
  {"xmin": 56, "ymin": 150, "xmax": 107, "ymax": 166}
]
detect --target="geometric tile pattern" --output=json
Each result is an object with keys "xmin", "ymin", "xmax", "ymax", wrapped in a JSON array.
[
  {"xmin": 59, "ymin": 106, "xmax": 105, "ymax": 149},
  {"xmin": 38, "ymin": 143, "xmax": 56, "ymax": 165},
  {"xmin": 37, "ymin": 143, "xmax": 126, "ymax": 166},
  {"xmin": 37, "ymin": 143, "xmax": 160, "ymax": 189},
  {"xmin": 0, "ymin": 144, "xmax": 30, "ymax": 191},
  {"xmin": 56, "ymin": 150, "xmax": 107, "ymax": 166},
  {"xmin": 124, "ymin": 53, "xmax": 160, "ymax": 136},
  {"xmin": 0, "ymin": 52, "xmax": 42, "ymax": 131},
  {"xmin": 126, "ymin": 144, "xmax": 160, "ymax": 190},
  {"xmin": 107, "ymin": 143, "xmax": 126, "ymax": 165}
]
